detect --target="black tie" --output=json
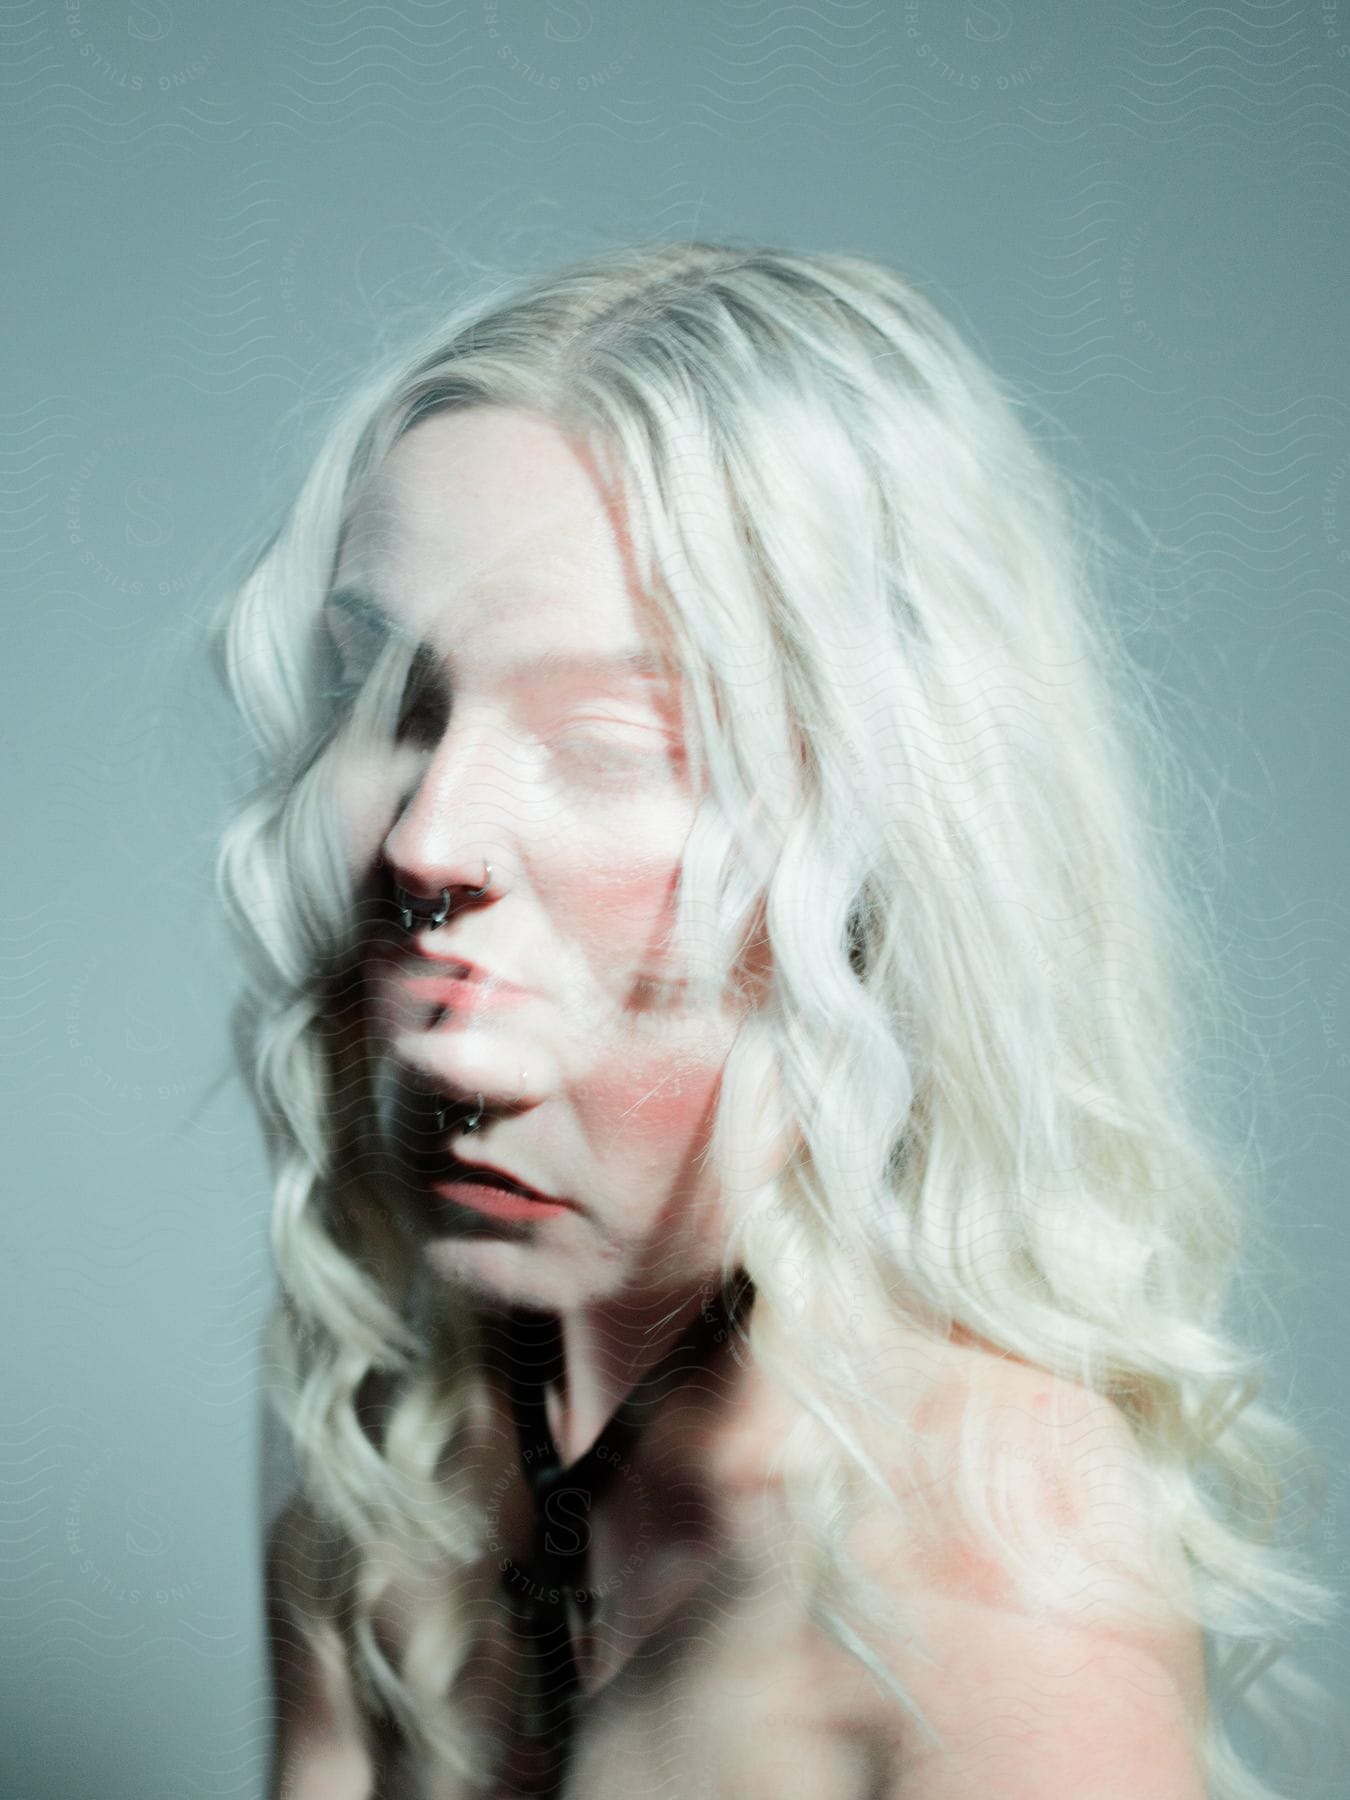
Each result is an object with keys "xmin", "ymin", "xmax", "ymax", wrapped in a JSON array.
[{"xmin": 495, "ymin": 1276, "xmax": 753, "ymax": 1796}]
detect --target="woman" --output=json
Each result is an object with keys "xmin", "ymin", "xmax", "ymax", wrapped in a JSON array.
[{"xmin": 214, "ymin": 241, "xmax": 1335, "ymax": 1798}]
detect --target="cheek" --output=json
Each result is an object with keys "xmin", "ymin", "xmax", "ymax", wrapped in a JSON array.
[
  {"xmin": 572, "ymin": 874, "xmax": 676, "ymax": 962},
  {"xmin": 574, "ymin": 1014, "xmax": 737, "ymax": 1159},
  {"xmin": 553, "ymin": 812, "xmax": 692, "ymax": 966}
]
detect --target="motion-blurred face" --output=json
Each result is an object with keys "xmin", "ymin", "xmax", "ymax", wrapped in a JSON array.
[{"xmin": 326, "ymin": 407, "xmax": 741, "ymax": 1314}]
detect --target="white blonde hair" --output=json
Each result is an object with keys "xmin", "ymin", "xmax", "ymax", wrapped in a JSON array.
[{"xmin": 213, "ymin": 240, "xmax": 1339, "ymax": 1795}]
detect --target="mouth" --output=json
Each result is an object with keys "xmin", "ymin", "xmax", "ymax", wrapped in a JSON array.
[
  {"xmin": 374, "ymin": 1063, "xmax": 572, "ymax": 1224},
  {"xmin": 442, "ymin": 1151, "xmax": 565, "ymax": 1206},
  {"xmin": 428, "ymin": 1175, "xmax": 572, "ymax": 1224},
  {"xmin": 428, "ymin": 1156, "xmax": 573, "ymax": 1224}
]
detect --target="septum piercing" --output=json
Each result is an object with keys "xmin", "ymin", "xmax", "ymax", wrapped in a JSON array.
[
  {"xmin": 396, "ymin": 864, "xmax": 492, "ymax": 931},
  {"xmin": 402, "ymin": 888, "xmax": 450, "ymax": 931}
]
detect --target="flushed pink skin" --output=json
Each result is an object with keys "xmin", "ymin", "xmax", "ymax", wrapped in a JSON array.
[{"xmin": 332, "ymin": 406, "xmax": 746, "ymax": 1333}]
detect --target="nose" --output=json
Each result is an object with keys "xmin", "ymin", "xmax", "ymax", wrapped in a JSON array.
[{"xmin": 380, "ymin": 709, "xmax": 523, "ymax": 911}]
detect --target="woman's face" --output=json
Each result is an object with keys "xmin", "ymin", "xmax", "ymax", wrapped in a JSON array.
[{"xmin": 327, "ymin": 406, "xmax": 742, "ymax": 1316}]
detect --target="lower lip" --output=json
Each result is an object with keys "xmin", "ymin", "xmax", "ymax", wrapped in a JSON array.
[{"xmin": 428, "ymin": 1177, "xmax": 572, "ymax": 1223}]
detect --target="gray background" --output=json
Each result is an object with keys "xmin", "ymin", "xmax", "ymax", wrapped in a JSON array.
[{"xmin": 2, "ymin": 2, "xmax": 1347, "ymax": 1795}]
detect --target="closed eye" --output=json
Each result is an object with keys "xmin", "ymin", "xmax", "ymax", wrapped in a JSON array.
[
  {"xmin": 393, "ymin": 644, "xmax": 450, "ymax": 743},
  {"xmin": 317, "ymin": 602, "xmax": 449, "ymax": 743},
  {"xmin": 551, "ymin": 717, "xmax": 684, "ymax": 777},
  {"xmin": 320, "ymin": 596, "xmax": 389, "ymax": 694},
  {"xmin": 558, "ymin": 714, "xmax": 672, "ymax": 742}
]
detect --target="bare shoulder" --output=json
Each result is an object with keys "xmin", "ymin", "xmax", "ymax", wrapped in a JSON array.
[
  {"xmin": 840, "ymin": 1341, "xmax": 1211, "ymax": 1796},
  {"xmin": 695, "ymin": 1323, "xmax": 1208, "ymax": 1792},
  {"xmin": 680, "ymin": 1309, "xmax": 1192, "ymax": 1623},
  {"xmin": 700, "ymin": 1325, "xmax": 1161, "ymax": 1611},
  {"xmin": 898, "ymin": 1338, "xmax": 1192, "ymax": 1602}
]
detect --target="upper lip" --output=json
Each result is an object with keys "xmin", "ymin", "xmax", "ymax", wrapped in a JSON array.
[
  {"xmin": 442, "ymin": 1152, "xmax": 567, "ymax": 1206},
  {"xmin": 401, "ymin": 945, "xmax": 527, "ymax": 993}
]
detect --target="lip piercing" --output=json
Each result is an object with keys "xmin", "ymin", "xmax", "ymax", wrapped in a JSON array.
[{"xmin": 437, "ymin": 1094, "xmax": 485, "ymax": 1134}]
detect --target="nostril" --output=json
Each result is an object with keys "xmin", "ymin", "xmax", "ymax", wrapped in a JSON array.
[
  {"xmin": 394, "ymin": 884, "xmax": 452, "ymax": 930},
  {"xmin": 388, "ymin": 864, "xmax": 496, "ymax": 930}
]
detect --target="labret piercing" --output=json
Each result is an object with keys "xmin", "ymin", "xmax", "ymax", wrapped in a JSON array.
[
  {"xmin": 437, "ymin": 1095, "xmax": 484, "ymax": 1135},
  {"xmin": 434, "ymin": 1064, "xmax": 527, "ymax": 1135}
]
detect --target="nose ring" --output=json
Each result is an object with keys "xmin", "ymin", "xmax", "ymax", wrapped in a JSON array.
[
  {"xmin": 398, "ymin": 886, "xmax": 450, "ymax": 931},
  {"xmin": 396, "ymin": 862, "xmax": 491, "ymax": 931},
  {"xmin": 437, "ymin": 1094, "xmax": 485, "ymax": 1133}
]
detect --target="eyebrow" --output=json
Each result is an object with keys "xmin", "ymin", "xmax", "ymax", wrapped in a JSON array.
[{"xmin": 324, "ymin": 584, "xmax": 676, "ymax": 688}]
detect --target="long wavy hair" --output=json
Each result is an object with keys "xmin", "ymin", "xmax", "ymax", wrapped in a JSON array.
[{"xmin": 213, "ymin": 240, "xmax": 1339, "ymax": 1797}]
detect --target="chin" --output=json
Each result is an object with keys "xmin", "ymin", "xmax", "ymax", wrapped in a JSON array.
[{"xmin": 420, "ymin": 1234, "xmax": 601, "ymax": 1315}]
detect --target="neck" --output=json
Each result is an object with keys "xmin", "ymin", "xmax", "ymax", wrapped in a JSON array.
[{"xmin": 543, "ymin": 1283, "xmax": 715, "ymax": 1466}]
